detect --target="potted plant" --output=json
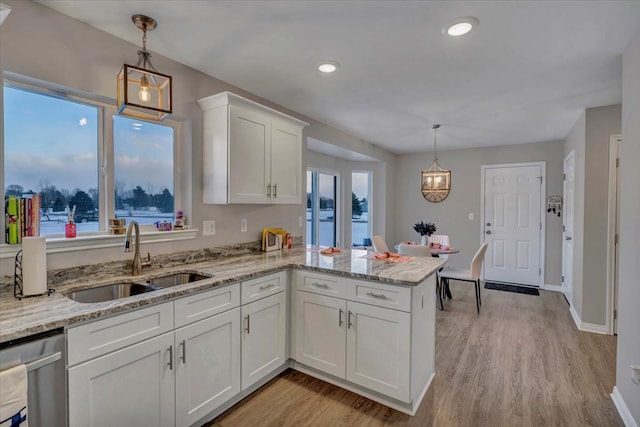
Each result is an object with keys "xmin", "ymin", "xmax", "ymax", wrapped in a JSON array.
[{"xmin": 413, "ymin": 221, "xmax": 437, "ymax": 245}]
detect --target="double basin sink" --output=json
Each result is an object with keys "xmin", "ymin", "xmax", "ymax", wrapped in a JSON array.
[{"xmin": 66, "ymin": 272, "xmax": 211, "ymax": 304}]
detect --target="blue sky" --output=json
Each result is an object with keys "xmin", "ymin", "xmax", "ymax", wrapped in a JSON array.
[{"xmin": 4, "ymin": 86, "xmax": 173, "ymax": 195}]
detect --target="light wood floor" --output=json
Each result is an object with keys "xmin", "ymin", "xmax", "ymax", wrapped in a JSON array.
[{"xmin": 208, "ymin": 282, "xmax": 621, "ymax": 427}]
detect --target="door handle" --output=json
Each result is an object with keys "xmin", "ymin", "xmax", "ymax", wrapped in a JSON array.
[
  {"xmin": 338, "ymin": 309, "xmax": 344, "ymax": 327},
  {"xmin": 245, "ymin": 314, "xmax": 250, "ymax": 334},
  {"xmin": 273, "ymin": 184, "xmax": 277, "ymax": 198},
  {"xmin": 486, "ymin": 230, "xmax": 492, "ymax": 235},
  {"xmin": 347, "ymin": 311, "xmax": 353, "ymax": 329},
  {"xmin": 25, "ymin": 352, "xmax": 62, "ymax": 372},
  {"xmin": 366, "ymin": 292, "xmax": 387, "ymax": 299},
  {"xmin": 167, "ymin": 345, "xmax": 174, "ymax": 370},
  {"xmin": 565, "ymin": 236, "xmax": 572, "ymax": 241},
  {"xmin": 267, "ymin": 184, "xmax": 271, "ymax": 197},
  {"xmin": 312, "ymin": 282, "xmax": 329, "ymax": 289},
  {"xmin": 180, "ymin": 340, "xmax": 186, "ymax": 364}
]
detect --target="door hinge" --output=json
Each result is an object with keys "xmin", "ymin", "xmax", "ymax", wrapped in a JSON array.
[
  {"xmin": 538, "ymin": 176, "xmax": 543, "ymax": 184},
  {"xmin": 540, "ymin": 222, "xmax": 542, "ymax": 231},
  {"xmin": 616, "ymin": 158, "xmax": 620, "ymax": 168},
  {"xmin": 562, "ymin": 275, "xmax": 564, "ymax": 283},
  {"xmin": 563, "ymin": 225, "xmax": 566, "ymax": 232},
  {"xmin": 563, "ymin": 173, "xmax": 566, "ymax": 181},
  {"xmin": 614, "ymin": 309, "xmax": 617, "ymax": 320},
  {"xmin": 615, "ymin": 233, "xmax": 619, "ymax": 245},
  {"xmin": 539, "ymin": 268, "xmax": 541, "ymax": 276}
]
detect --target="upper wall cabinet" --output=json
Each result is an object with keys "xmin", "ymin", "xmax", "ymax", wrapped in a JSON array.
[{"xmin": 198, "ymin": 92, "xmax": 308, "ymax": 204}]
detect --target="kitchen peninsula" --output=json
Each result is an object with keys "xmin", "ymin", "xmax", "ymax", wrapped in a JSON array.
[{"xmin": 0, "ymin": 246, "xmax": 445, "ymax": 424}]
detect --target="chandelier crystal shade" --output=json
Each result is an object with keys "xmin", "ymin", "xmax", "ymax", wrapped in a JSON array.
[
  {"xmin": 117, "ymin": 15, "xmax": 172, "ymax": 121},
  {"xmin": 421, "ymin": 124, "xmax": 451, "ymax": 203}
]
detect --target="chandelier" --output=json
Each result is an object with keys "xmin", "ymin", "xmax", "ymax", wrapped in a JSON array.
[
  {"xmin": 117, "ymin": 15, "xmax": 172, "ymax": 121},
  {"xmin": 421, "ymin": 124, "xmax": 451, "ymax": 203}
]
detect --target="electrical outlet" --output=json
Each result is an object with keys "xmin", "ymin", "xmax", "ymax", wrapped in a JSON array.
[
  {"xmin": 203, "ymin": 220, "xmax": 216, "ymax": 236},
  {"xmin": 241, "ymin": 218, "xmax": 247, "ymax": 232},
  {"xmin": 299, "ymin": 216, "xmax": 303, "ymax": 228}
]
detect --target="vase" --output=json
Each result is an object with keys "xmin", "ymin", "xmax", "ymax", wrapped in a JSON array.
[{"xmin": 421, "ymin": 235, "xmax": 428, "ymax": 246}]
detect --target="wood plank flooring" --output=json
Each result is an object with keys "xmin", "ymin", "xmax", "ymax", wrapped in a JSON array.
[{"xmin": 207, "ymin": 282, "xmax": 621, "ymax": 427}]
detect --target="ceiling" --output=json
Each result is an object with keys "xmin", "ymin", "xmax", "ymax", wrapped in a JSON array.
[{"xmin": 38, "ymin": 1, "xmax": 640, "ymax": 154}]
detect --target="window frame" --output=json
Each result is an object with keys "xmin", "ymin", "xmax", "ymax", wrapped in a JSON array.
[
  {"xmin": 1, "ymin": 75, "xmax": 194, "ymax": 258},
  {"xmin": 306, "ymin": 167, "xmax": 340, "ymax": 247},
  {"xmin": 351, "ymin": 169, "xmax": 372, "ymax": 247}
]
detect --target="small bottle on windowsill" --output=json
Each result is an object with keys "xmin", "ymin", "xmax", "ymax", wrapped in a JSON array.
[{"xmin": 174, "ymin": 210, "xmax": 185, "ymax": 230}]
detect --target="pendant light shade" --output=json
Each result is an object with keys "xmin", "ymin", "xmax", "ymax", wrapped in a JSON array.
[
  {"xmin": 421, "ymin": 124, "xmax": 451, "ymax": 203},
  {"xmin": 117, "ymin": 15, "xmax": 172, "ymax": 121}
]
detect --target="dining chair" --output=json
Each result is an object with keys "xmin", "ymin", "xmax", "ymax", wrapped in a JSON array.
[
  {"xmin": 429, "ymin": 234, "xmax": 451, "ymax": 262},
  {"xmin": 397, "ymin": 243, "xmax": 432, "ymax": 256},
  {"xmin": 437, "ymin": 242, "xmax": 488, "ymax": 314},
  {"xmin": 372, "ymin": 235, "xmax": 390, "ymax": 253}
]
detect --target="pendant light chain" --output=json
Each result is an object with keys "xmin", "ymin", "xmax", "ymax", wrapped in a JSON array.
[{"xmin": 432, "ymin": 124, "xmax": 440, "ymax": 163}]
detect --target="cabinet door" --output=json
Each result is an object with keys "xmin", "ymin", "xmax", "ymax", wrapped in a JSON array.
[
  {"xmin": 174, "ymin": 307, "xmax": 241, "ymax": 427},
  {"xmin": 68, "ymin": 332, "xmax": 175, "ymax": 427},
  {"xmin": 295, "ymin": 291, "xmax": 346, "ymax": 378},
  {"xmin": 242, "ymin": 292, "xmax": 287, "ymax": 390},
  {"xmin": 346, "ymin": 301, "xmax": 411, "ymax": 402},
  {"xmin": 270, "ymin": 117, "xmax": 302, "ymax": 204},
  {"xmin": 228, "ymin": 104, "xmax": 271, "ymax": 203}
]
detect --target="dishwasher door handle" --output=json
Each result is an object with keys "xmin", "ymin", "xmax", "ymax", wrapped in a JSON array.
[{"xmin": 26, "ymin": 351, "xmax": 62, "ymax": 372}]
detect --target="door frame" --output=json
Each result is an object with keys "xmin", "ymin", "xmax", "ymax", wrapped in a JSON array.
[
  {"xmin": 562, "ymin": 150, "xmax": 575, "ymax": 301},
  {"xmin": 606, "ymin": 135, "xmax": 622, "ymax": 335},
  {"xmin": 480, "ymin": 162, "xmax": 546, "ymax": 287},
  {"xmin": 306, "ymin": 166, "xmax": 342, "ymax": 247}
]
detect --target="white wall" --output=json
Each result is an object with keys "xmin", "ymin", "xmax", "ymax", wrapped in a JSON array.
[
  {"xmin": 0, "ymin": 0, "xmax": 395, "ymax": 273},
  {"xmin": 394, "ymin": 140, "xmax": 564, "ymax": 285},
  {"xmin": 615, "ymin": 26, "xmax": 640, "ymax": 425}
]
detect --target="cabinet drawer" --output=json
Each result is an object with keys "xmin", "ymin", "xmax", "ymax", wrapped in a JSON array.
[
  {"xmin": 67, "ymin": 302, "xmax": 174, "ymax": 366},
  {"xmin": 241, "ymin": 272, "xmax": 287, "ymax": 304},
  {"xmin": 174, "ymin": 283, "xmax": 240, "ymax": 328},
  {"xmin": 295, "ymin": 270, "xmax": 348, "ymax": 299},
  {"xmin": 348, "ymin": 280, "xmax": 411, "ymax": 312}
]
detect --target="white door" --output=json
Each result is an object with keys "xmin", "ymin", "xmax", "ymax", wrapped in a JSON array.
[
  {"xmin": 229, "ymin": 104, "xmax": 271, "ymax": 203},
  {"xmin": 174, "ymin": 308, "xmax": 240, "ymax": 427},
  {"xmin": 241, "ymin": 292, "xmax": 287, "ymax": 390},
  {"xmin": 562, "ymin": 152, "xmax": 575, "ymax": 302},
  {"xmin": 270, "ymin": 117, "xmax": 302, "ymax": 204},
  {"xmin": 68, "ymin": 332, "xmax": 175, "ymax": 427},
  {"xmin": 295, "ymin": 291, "xmax": 346, "ymax": 378},
  {"xmin": 345, "ymin": 301, "xmax": 411, "ymax": 403},
  {"xmin": 483, "ymin": 164, "xmax": 543, "ymax": 286}
]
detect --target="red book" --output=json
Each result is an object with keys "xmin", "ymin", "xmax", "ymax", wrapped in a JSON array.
[{"xmin": 26, "ymin": 197, "xmax": 33, "ymax": 236}]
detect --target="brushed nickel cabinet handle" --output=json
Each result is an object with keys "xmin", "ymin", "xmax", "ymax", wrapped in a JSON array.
[
  {"xmin": 167, "ymin": 345, "xmax": 173, "ymax": 370},
  {"xmin": 366, "ymin": 292, "xmax": 387, "ymax": 299},
  {"xmin": 273, "ymin": 184, "xmax": 277, "ymax": 198},
  {"xmin": 180, "ymin": 340, "xmax": 186, "ymax": 364},
  {"xmin": 312, "ymin": 282, "xmax": 329, "ymax": 289},
  {"xmin": 348, "ymin": 311, "xmax": 353, "ymax": 329},
  {"xmin": 267, "ymin": 184, "xmax": 271, "ymax": 197},
  {"xmin": 259, "ymin": 283, "xmax": 275, "ymax": 291},
  {"xmin": 245, "ymin": 314, "xmax": 250, "ymax": 334},
  {"xmin": 339, "ymin": 308, "xmax": 344, "ymax": 327}
]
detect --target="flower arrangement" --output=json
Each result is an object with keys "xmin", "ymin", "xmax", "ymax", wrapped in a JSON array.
[{"xmin": 413, "ymin": 221, "xmax": 437, "ymax": 236}]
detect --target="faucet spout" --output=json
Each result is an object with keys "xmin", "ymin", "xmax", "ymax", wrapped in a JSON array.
[{"xmin": 124, "ymin": 220, "xmax": 151, "ymax": 275}]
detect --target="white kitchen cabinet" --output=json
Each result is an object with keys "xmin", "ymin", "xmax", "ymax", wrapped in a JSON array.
[
  {"xmin": 241, "ymin": 290, "xmax": 287, "ymax": 390},
  {"xmin": 175, "ymin": 308, "xmax": 241, "ymax": 427},
  {"xmin": 295, "ymin": 291, "xmax": 346, "ymax": 378},
  {"xmin": 198, "ymin": 91, "xmax": 308, "ymax": 205},
  {"xmin": 68, "ymin": 331, "xmax": 175, "ymax": 427},
  {"xmin": 345, "ymin": 300, "xmax": 411, "ymax": 402}
]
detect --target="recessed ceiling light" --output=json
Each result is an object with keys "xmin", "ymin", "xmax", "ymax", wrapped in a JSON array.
[
  {"xmin": 443, "ymin": 16, "xmax": 479, "ymax": 37},
  {"xmin": 318, "ymin": 61, "xmax": 340, "ymax": 73}
]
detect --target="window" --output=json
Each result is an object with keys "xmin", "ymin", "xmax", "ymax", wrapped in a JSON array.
[
  {"xmin": 114, "ymin": 115, "xmax": 175, "ymax": 225},
  {"xmin": 306, "ymin": 169, "xmax": 338, "ymax": 246},
  {"xmin": 3, "ymin": 80, "xmax": 182, "ymax": 241},
  {"xmin": 351, "ymin": 171, "xmax": 371, "ymax": 247},
  {"xmin": 4, "ymin": 85, "xmax": 101, "ymax": 235}
]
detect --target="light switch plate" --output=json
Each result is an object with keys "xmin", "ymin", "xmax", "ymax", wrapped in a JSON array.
[
  {"xmin": 469, "ymin": 212, "xmax": 474, "ymax": 220},
  {"xmin": 241, "ymin": 218, "xmax": 247, "ymax": 232},
  {"xmin": 203, "ymin": 220, "xmax": 216, "ymax": 236}
]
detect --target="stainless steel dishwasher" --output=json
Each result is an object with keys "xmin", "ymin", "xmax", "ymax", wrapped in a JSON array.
[{"xmin": 0, "ymin": 329, "xmax": 66, "ymax": 427}]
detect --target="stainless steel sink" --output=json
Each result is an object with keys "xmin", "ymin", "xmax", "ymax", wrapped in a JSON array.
[
  {"xmin": 66, "ymin": 283, "xmax": 152, "ymax": 303},
  {"xmin": 146, "ymin": 272, "xmax": 211, "ymax": 288}
]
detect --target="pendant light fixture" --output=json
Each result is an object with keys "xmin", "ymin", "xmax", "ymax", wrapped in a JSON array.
[
  {"xmin": 117, "ymin": 14, "xmax": 172, "ymax": 121},
  {"xmin": 421, "ymin": 124, "xmax": 451, "ymax": 203}
]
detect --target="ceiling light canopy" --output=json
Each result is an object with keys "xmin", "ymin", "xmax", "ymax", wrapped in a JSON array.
[
  {"xmin": 443, "ymin": 16, "xmax": 479, "ymax": 37},
  {"xmin": 318, "ymin": 61, "xmax": 340, "ymax": 73},
  {"xmin": 117, "ymin": 14, "xmax": 172, "ymax": 121}
]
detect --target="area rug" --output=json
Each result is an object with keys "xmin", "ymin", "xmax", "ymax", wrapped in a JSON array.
[{"xmin": 484, "ymin": 282, "xmax": 540, "ymax": 295}]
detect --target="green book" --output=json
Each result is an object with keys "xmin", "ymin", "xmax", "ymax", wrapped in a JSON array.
[{"xmin": 5, "ymin": 195, "xmax": 18, "ymax": 245}]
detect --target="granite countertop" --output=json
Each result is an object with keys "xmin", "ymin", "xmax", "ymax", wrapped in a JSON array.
[{"xmin": 0, "ymin": 247, "xmax": 446, "ymax": 344}]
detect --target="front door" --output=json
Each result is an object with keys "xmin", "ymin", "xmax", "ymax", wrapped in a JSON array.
[
  {"xmin": 483, "ymin": 163, "xmax": 543, "ymax": 286},
  {"xmin": 562, "ymin": 151, "xmax": 575, "ymax": 303}
]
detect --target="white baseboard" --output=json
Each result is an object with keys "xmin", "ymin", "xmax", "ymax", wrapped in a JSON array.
[
  {"xmin": 569, "ymin": 304, "xmax": 609, "ymax": 335},
  {"xmin": 611, "ymin": 386, "xmax": 638, "ymax": 427},
  {"xmin": 543, "ymin": 283, "xmax": 563, "ymax": 292}
]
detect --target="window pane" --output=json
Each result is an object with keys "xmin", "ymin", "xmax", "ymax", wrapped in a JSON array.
[
  {"xmin": 4, "ymin": 85, "xmax": 99, "ymax": 236},
  {"xmin": 318, "ymin": 173, "xmax": 336, "ymax": 247},
  {"xmin": 352, "ymin": 171, "xmax": 371, "ymax": 247},
  {"xmin": 306, "ymin": 170, "xmax": 313, "ymax": 244},
  {"xmin": 113, "ymin": 116, "xmax": 174, "ymax": 226}
]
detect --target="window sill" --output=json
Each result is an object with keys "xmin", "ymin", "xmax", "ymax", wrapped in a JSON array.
[{"xmin": 0, "ymin": 229, "xmax": 198, "ymax": 259}]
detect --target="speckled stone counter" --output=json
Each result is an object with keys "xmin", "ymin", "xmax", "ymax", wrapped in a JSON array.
[{"xmin": 0, "ymin": 247, "xmax": 446, "ymax": 344}]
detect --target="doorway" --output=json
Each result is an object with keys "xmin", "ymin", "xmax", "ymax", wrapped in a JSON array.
[
  {"xmin": 607, "ymin": 135, "xmax": 622, "ymax": 334},
  {"xmin": 562, "ymin": 151, "xmax": 575, "ymax": 304},
  {"xmin": 481, "ymin": 162, "xmax": 545, "ymax": 287},
  {"xmin": 307, "ymin": 169, "xmax": 339, "ymax": 247}
]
